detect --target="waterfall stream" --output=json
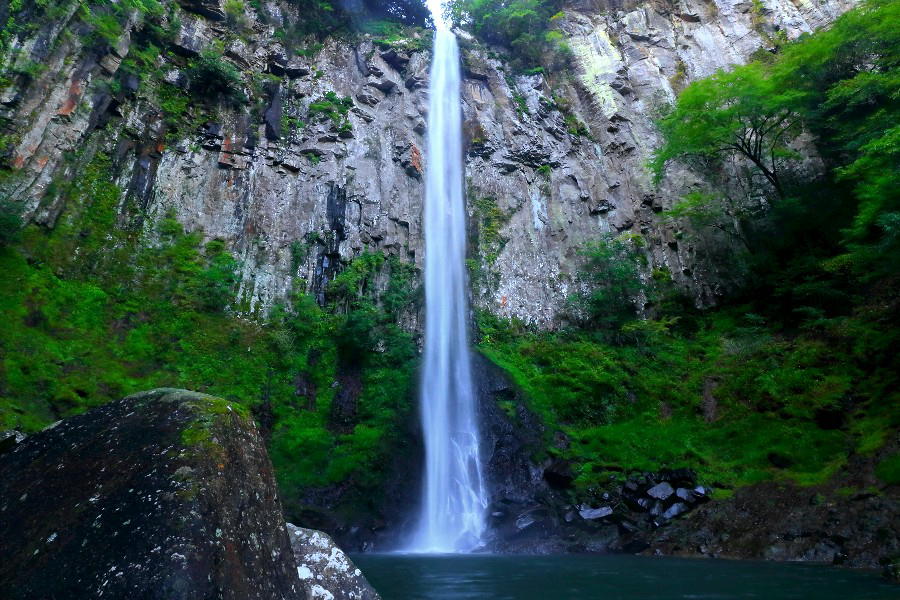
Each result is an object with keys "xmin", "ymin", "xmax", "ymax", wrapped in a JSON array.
[{"xmin": 408, "ymin": 2, "xmax": 488, "ymax": 553}]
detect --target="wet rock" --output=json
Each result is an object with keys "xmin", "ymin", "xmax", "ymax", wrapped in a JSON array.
[
  {"xmin": 662, "ymin": 502, "xmax": 689, "ymax": 520},
  {"xmin": 178, "ymin": 0, "xmax": 227, "ymax": 21},
  {"xmin": 379, "ymin": 49, "xmax": 409, "ymax": 71},
  {"xmin": 579, "ymin": 506, "xmax": 613, "ymax": 520},
  {"xmin": 675, "ymin": 488, "xmax": 696, "ymax": 503},
  {"xmin": 647, "ymin": 481, "xmax": 675, "ymax": 500},
  {"xmin": 286, "ymin": 523, "xmax": 380, "ymax": 600},
  {"xmin": 0, "ymin": 430, "xmax": 26, "ymax": 455},
  {"xmin": 543, "ymin": 458, "xmax": 574, "ymax": 490},
  {"xmin": 0, "ymin": 389, "xmax": 302, "ymax": 599},
  {"xmin": 171, "ymin": 13, "xmax": 212, "ymax": 56}
]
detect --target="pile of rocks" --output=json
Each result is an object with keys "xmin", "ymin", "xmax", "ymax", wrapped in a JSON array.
[
  {"xmin": 618, "ymin": 469, "xmax": 711, "ymax": 526},
  {"xmin": 486, "ymin": 468, "xmax": 712, "ymax": 554}
]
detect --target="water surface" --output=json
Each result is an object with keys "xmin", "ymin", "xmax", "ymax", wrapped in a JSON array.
[{"xmin": 354, "ymin": 554, "xmax": 897, "ymax": 600}]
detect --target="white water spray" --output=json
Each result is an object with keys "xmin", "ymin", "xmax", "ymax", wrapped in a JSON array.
[{"xmin": 408, "ymin": 1, "xmax": 487, "ymax": 553}]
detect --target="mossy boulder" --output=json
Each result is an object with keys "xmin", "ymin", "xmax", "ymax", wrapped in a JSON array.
[{"xmin": 0, "ymin": 388, "xmax": 302, "ymax": 599}]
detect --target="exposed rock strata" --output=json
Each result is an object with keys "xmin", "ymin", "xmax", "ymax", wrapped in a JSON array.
[{"xmin": 1, "ymin": 0, "xmax": 856, "ymax": 327}]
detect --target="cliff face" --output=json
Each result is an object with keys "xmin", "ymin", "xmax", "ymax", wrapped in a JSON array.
[{"xmin": 1, "ymin": 0, "xmax": 853, "ymax": 327}]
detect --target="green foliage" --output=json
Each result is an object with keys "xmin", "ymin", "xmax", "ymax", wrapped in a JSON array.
[
  {"xmin": 185, "ymin": 46, "xmax": 246, "ymax": 106},
  {"xmin": 478, "ymin": 299, "xmax": 898, "ymax": 495},
  {"xmin": 0, "ymin": 150, "xmax": 421, "ymax": 513},
  {"xmin": 0, "ymin": 198, "xmax": 23, "ymax": 245},
  {"xmin": 78, "ymin": 0, "xmax": 165, "ymax": 50},
  {"xmin": 222, "ymin": 0, "xmax": 249, "ymax": 32},
  {"xmin": 307, "ymin": 91, "xmax": 353, "ymax": 132},
  {"xmin": 471, "ymin": 196, "xmax": 510, "ymax": 264},
  {"xmin": 875, "ymin": 453, "xmax": 900, "ymax": 486},
  {"xmin": 451, "ymin": 0, "xmax": 565, "ymax": 71},
  {"xmin": 655, "ymin": 0, "xmax": 900, "ymax": 275},
  {"xmin": 364, "ymin": 20, "xmax": 430, "ymax": 53},
  {"xmin": 569, "ymin": 233, "xmax": 646, "ymax": 331},
  {"xmin": 651, "ymin": 61, "xmax": 800, "ymax": 199}
]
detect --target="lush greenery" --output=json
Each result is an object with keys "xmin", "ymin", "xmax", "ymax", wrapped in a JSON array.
[
  {"xmin": 0, "ymin": 151, "xmax": 420, "ymax": 514},
  {"xmin": 450, "ymin": 0, "xmax": 569, "ymax": 70},
  {"xmin": 479, "ymin": 0, "xmax": 899, "ymax": 500},
  {"xmin": 651, "ymin": 0, "xmax": 899, "ymax": 279},
  {"xmin": 0, "ymin": 0, "xmax": 896, "ymax": 522}
]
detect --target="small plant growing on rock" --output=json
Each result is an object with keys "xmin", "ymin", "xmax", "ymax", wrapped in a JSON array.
[
  {"xmin": 186, "ymin": 46, "xmax": 246, "ymax": 106},
  {"xmin": 223, "ymin": 0, "xmax": 250, "ymax": 32},
  {"xmin": 307, "ymin": 91, "xmax": 353, "ymax": 132}
]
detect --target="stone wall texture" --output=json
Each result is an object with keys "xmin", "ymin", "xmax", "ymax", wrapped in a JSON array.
[{"xmin": 1, "ymin": 0, "xmax": 856, "ymax": 327}]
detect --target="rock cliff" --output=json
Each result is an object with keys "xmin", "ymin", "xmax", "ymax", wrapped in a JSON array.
[{"xmin": 0, "ymin": 0, "xmax": 855, "ymax": 328}]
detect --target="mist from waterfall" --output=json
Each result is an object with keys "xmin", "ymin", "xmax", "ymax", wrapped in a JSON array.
[{"xmin": 408, "ymin": 2, "xmax": 488, "ymax": 553}]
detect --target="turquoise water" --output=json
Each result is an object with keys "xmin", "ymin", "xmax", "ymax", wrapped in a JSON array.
[{"xmin": 353, "ymin": 554, "xmax": 898, "ymax": 600}]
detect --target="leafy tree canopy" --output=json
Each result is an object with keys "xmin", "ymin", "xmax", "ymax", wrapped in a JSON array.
[{"xmin": 653, "ymin": 0, "xmax": 899, "ymax": 275}]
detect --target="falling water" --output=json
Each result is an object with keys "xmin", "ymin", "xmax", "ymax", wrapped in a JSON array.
[{"xmin": 409, "ymin": 1, "xmax": 487, "ymax": 553}]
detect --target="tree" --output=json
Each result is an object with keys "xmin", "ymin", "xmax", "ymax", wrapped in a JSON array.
[
  {"xmin": 650, "ymin": 62, "xmax": 802, "ymax": 200},
  {"xmin": 450, "ymin": 0, "xmax": 564, "ymax": 69},
  {"xmin": 653, "ymin": 0, "xmax": 899, "ymax": 275},
  {"xmin": 663, "ymin": 190, "xmax": 756, "ymax": 252},
  {"xmin": 570, "ymin": 233, "xmax": 646, "ymax": 331},
  {"xmin": 186, "ymin": 46, "xmax": 246, "ymax": 106}
]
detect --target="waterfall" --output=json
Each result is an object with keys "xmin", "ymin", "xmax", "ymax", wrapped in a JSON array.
[{"xmin": 408, "ymin": 2, "xmax": 487, "ymax": 553}]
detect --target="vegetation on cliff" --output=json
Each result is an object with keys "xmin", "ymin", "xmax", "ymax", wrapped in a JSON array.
[
  {"xmin": 0, "ymin": 150, "xmax": 420, "ymax": 516},
  {"xmin": 478, "ymin": 0, "xmax": 899, "ymax": 499},
  {"xmin": 450, "ymin": 0, "xmax": 567, "ymax": 70},
  {"xmin": 0, "ymin": 0, "xmax": 897, "ymax": 549}
]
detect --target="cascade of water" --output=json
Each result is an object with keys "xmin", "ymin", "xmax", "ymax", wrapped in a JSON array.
[{"xmin": 408, "ymin": 2, "xmax": 487, "ymax": 553}]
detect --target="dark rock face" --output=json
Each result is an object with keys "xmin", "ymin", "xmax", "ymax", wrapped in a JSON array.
[
  {"xmin": 647, "ymin": 481, "xmax": 900, "ymax": 569},
  {"xmin": 474, "ymin": 353, "xmax": 547, "ymax": 507},
  {"xmin": 0, "ymin": 388, "xmax": 302, "ymax": 599},
  {"xmin": 0, "ymin": 429, "xmax": 26, "ymax": 455}
]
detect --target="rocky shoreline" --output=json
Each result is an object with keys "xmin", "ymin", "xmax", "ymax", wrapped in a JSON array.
[
  {"xmin": 472, "ymin": 356, "xmax": 900, "ymax": 581},
  {"xmin": 1, "ymin": 387, "xmax": 897, "ymax": 598}
]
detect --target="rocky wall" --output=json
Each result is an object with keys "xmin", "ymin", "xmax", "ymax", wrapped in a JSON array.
[{"xmin": 1, "ymin": 0, "xmax": 855, "ymax": 327}]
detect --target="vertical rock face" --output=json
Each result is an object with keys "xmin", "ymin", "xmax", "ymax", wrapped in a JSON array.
[
  {"xmin": 0, "ymin": 388, "xmax": 303, "ymax": 599},
  {"xmin": 1, "ymin": 0, "xmax": 854, "ymax": 327}
]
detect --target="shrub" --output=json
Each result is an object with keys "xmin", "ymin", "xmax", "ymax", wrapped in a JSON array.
[
  {"xmin": 570, "ymin": 233, "xmax": 646, "ymax": 331},
  {"xmin": 0, "ymin": 198, "xmax": 23, "ymax": 246},
  {"xmin": 186, "ymin": 47, "xmax": 246, "ymax": 105}
]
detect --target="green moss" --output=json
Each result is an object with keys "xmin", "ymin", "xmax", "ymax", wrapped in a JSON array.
[
  {"xmin": 875, "ymin": 453, "xmax": 900, "ymax": 485},
  {"xmin": 471, "ymin": 196, "xmax": 511, "ymax": 264}
]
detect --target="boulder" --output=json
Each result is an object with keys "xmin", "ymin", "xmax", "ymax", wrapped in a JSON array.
[
  {"xmin": 0, "ymin": 389, "xmax": 303, "ymax": 599},
  {"xmin": 286, "ymin": 523, "xmax": 380, "ymax": 600},
  {"xmin": 675, "ymin": 487, "xmax": 696, "ymax": 503},
  {"xmin": 0, "ymin": 429, "xmax": 26, "ymax": 455},
  {"xmin": 578, "ymin": 505, "xmax": 613, "ymax": 520},
  {"xmin": 662, "ymin": 502, "xmax": 690, "ymax": 520},
  {"xmin": 647, "ymin": 481, "xmax": 675, "ymax": 500}
]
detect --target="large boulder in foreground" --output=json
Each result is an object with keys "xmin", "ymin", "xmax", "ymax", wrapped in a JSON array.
[
  {"xmin": 286, "ymin": 523, "xmax": 381, "ymax": 600},
  {"xmin": 0, "ymin": 388, "xmax": 303, "ymax": 599}
]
